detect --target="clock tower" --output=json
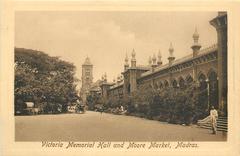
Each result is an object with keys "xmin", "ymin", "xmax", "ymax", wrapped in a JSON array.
[{"xmin": 81, "ymin": 57, "xmax": 93, "ymax": 104}]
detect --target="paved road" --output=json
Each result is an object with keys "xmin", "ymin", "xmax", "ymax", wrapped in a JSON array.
[{"xmin": 15, "ymin": 111, "xmax": 227, "ymax": 141}]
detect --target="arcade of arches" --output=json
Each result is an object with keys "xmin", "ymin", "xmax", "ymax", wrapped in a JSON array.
[{"xmin": 151, "ymin": 70, "xmax": 219, "ymax": 111}]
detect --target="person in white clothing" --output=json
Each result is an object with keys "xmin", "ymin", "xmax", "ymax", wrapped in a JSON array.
[{"xmin": 210, "ymin": 106, "xmax": 218, "ymax": 134}]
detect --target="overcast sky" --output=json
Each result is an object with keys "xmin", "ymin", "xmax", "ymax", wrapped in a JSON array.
[{"xmin": 15, "ymin": 11, "xmax": 217, "ymax": 87}]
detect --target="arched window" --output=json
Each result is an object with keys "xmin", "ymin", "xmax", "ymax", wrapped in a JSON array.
[
  {"xmin": 179, "ymin": 77, "xmax": 185, "ymax": 89},
  {"xmin": 208, "ymin": 70, "xmax": 219, "ymax": 108},
  {"xmin": 159, "ymin": 82, "xmax": 163, "ymax": 89},
  {"xmin": 172, "ymin": 79, "xmax": 178, "ymax": 88},
  {"xmin": 186, "ymin": 75, "xmax": 193, "ymax": 84},
  {"xmin": 198, "ymin": 73, "xmax": 208, "ymax": 110},
  {"xmin": 164, "ymin": 80, "xmax": 169, "ymax": 88}
]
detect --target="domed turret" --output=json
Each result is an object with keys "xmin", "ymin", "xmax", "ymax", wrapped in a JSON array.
[
  {"xmin": 157, "ymin": 50, "xmax": 162, "ymax": 66},
  {"xmin": 193, "ymin": 27, "xmax": 199, "ymax": 43},
  {"xmin": 124, "ymin": 53, "xmax": 129, "ymax": 70},
  {"xmin": 125, "ymin": 53, "xmax": 129, "ymax": 64},
  {"xmin": 131, "ymin": 49, "xmax": 136, "ymax": 67},
  {"xmin": 148, "ymin": 56, "xmax": 152, "ymax": 66},
  {"xmin": 101, "ymin": 74, "xmax": 105, "ymax": 84},
  {"xmin": 152, "ymin": 54, "xmax": 157, "ymax": 65},
  {"xmin": 168, "ymin": 43, "xmax": 175, "ymax": 65},
  {"xmin": 131, "ymin": 49, "xmax": 136, "ymax": 59},
  {"xmin": 191, "ymin": 27, "xmax": 201, "ymax": 57},
  {"xmin": 103, "ymin": 73, "xmax": 107, "ymax": 82},
  {"xmin": 169, "ymin": 42, "xmax": 174, "ymax": 57}
]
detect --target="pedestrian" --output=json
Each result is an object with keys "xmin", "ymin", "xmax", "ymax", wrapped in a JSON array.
[
  {"xmin": 120, "ymin": 105, "xmax": 124, "ymax": 112},
  {"xmin": 210, "ymin": 106, "xmax": 218, "ymax": 134}
]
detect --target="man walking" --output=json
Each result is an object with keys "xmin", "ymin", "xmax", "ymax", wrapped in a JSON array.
[{"xmin": 210, "ymin": 106, "xmax": 218, "ymax": 134}]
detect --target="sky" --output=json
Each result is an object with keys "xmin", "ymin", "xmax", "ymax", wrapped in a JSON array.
[{"xmin": 15, "ymin": 11, "xmax": 217, "ymax": 88}]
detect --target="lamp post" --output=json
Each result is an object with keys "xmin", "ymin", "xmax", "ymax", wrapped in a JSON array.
[{"xmin": 206, "ymin": 78, "xmax": 210, "ymax": 110}]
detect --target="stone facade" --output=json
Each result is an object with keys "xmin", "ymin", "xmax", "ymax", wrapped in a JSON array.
[
  {"xmin": 97, "ymin": 13, "xmax": 227, "ymax": 115},
  {"xmin": 210, "ymin": 12, "xmax": 228, "ymax": 114}
]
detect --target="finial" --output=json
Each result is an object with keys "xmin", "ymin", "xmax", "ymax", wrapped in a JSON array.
[
  {"xmin": 131, "ymin": 49, "xmax": 136, "ymax": 67},
  {"xmin": 169, "ymin": 42, "xmax": 174, "ymax": 56},
  {"xmin": 191, "ymin": 27, "xmax": 201, "ymax": 56},
  {"xmin": 132, "ymin": 49, "xmax": 136, "ymax": 58},
  {"xmin": 158, "ymin": 50, "xmax": 162, "ymax": 58},
  {"xmin": 104, "ymin": 72, "xmax": 107, "ymax": 81},
  {"xmin": 148, "ymin": 56, "xmax": 152, "ymax": 65},
  {"xmin": 125, "ymin": 53, "xmax": 129, "ymax": 64},
  {"xmin": 193, "ymin": 27, "xmax": 199, "ymax": 43},
  {"xmin": 157, "ymin": 50, "xmax": 162, "ymax": 65},
  {"xmin": 152, "ymin": 54, "xmax": 157, "ymax": 65}
]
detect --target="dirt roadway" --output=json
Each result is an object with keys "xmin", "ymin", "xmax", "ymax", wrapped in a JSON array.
[{"xmin": 15, "ymin": 111, "xmax": 227, "ymax": 141}]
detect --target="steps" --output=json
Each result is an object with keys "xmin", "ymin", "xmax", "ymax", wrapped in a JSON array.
[{"xmin": 197, "ymin": 116, "xmax": 228, "ymax": 132}]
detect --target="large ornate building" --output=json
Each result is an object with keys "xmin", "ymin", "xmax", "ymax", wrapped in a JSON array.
[{"xmin": 97, "ymin": 12, "xmax": 227, "ymax": 115}]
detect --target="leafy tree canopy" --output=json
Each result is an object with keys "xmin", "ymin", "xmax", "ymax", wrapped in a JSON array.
[{"xmin": 15, "ymin": 48, "xmax": 79, "ymax": 114}]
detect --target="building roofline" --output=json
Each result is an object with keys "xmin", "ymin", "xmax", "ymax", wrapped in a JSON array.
[{"xmin": 139, "ymin": 43, "xmax": 217, "ymax": 78}]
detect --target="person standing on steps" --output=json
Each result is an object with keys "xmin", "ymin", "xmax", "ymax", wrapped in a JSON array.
[{"xmin": 210, "ymin": 106, "xmax": 218, "ymax": 134}]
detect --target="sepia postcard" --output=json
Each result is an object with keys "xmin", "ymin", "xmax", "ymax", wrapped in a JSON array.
[{"xmin": 0, "ymin": 0, "xmax": 240, "ymax": 156}]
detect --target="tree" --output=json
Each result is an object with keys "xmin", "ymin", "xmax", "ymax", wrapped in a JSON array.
[
  {"xmin": 14, "ymin": 48, "xmax": 79, "ymax": 114},
  {"xmin": 127, "ymin": 82, "xmax": 206, "ymax": 125}
]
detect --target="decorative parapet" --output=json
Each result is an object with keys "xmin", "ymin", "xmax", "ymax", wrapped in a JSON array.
[
  {"xmin": 198, "ymin": 43, "xmax": 218, "ymax": 55},
  {"xmin": 139, "ymin": 43, "xmax": 218, "ymax": 79}
]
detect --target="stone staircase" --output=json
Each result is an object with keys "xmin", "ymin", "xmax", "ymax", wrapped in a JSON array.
[{"xmin": 197, "ymin": 116, "xmax": 228, "ymax": 132}]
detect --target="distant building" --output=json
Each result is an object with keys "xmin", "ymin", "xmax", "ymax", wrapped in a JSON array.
[
  {"xmin": 89, "ymin": 79, "xmax": 102, "ymax": 96},
  {"xmin": 80, "ymin": 57, "xmax": 93, "ymax": 104}
]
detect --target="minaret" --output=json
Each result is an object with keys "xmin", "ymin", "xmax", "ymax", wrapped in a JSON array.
[
  {"xmin": 148, "ymin": 56, "xmax": 152, "ymax": 66},
  {"xmin": 157, "ymin": 50, "xmax": 162, "ymax": 66},
  {"xmin": 104, "ymin": 72, "xmax": 107, "ymax": 83},
  {"xmin": 168, "ymin": 43, "xmax": 175, "ymax": 65},
  {"xmin": 129, "ymin": 48, "xmax": 137, "ymax": 93},
  {"xmin": 100, "ymin": 72, "xmax": 109, "ymax": 100},
  {"xmin": 101, "ymin": 74, "xmax": 105, "ymax": 83},
  {"xmin": 191, "ymin": 27, "xmax": 201, "ymax": 57},
  {"xmin": 124, "ymin": 53, "xmax": 129, "ymax": 70},
  {"xmin": 131, "ymin": 49, "xmax": 136, "ymax": 68},
  {"xmin": 152, "ymin": 53, "xmax": 157, "ymax": 68}
]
